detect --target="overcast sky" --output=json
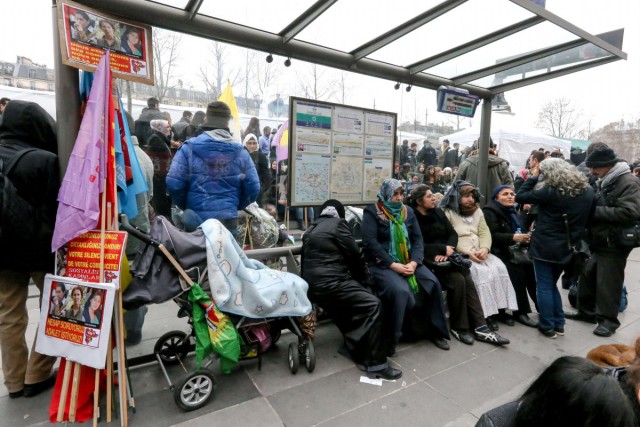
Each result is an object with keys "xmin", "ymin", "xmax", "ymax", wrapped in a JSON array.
[{"xmin": 1, "ymin": 0, "xmax": 637, "ymax": 133}]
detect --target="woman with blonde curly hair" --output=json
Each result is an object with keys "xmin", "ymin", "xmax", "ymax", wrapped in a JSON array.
[{"xmin": 516, "ymin": 158, "xmax": 595, "ymax": 339}]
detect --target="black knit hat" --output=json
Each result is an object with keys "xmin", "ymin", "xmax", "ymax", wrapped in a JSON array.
[
  {"xmin": 585, "ymin": 145, "xmax": 618, "ymax": 168},
  {"xmin": 205, "ymin": 101, "xmax": 231, "ymax": 127},
  {"xmin": 320, "ymin": 199, "xmax": 346, "ymax": 219}
]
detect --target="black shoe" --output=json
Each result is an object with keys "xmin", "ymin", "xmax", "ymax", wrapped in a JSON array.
[
  {"xmin": 370, "ymin": 365, "xmax": 402, "ymax": 380},
  {"xmin": 554, "ymin": 327, "xmax": 565, "ymax": 336},
  {"xmin": 451, "ymin": 329, "xmax": 474, "ymax": 345},
  {"xmin": 23, "ymin": 375, "xmax": 56, "ymax": 398},
  {"xmin": 565, "ymin": 312, "xmax": 597, "ymax": 324},
  {"xmin": 431, "ymin": 338, "xmax": 450, "ymax": 351},
  {"xmin": 474, "ymin": 326, "xmax": 510, "ymax": 345},
  {"xmin": 540, "ymin": 329, "xmax": 557, "ymax": 339},
  {"xmin": 514, "ymin": 314, "xmax": 538, "ymax": 328},
  {"xmin": 486, "ymin": 317, "xmax": 499, "ymax": 331},
  {"xmin": 8, "ymin": 390, "xmax": 23, "ymax": 399},
  {"xmin": 593, "ymin": 324, "xmax": 615, "ymax": 337},
  {"xmin": 387, "ymin": 345, "xmax": 398, "ymax": 357},
  {"xmin": 498, "ymin": 313, "xmax": 515, "ymax": 326}
]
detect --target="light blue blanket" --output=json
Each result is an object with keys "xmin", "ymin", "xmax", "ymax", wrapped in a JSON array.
[{"xmin": 201, "ymin": 219, "xmax": 312, "ymax": 319}]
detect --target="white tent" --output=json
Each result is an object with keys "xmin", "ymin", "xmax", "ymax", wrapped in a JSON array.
[{"xmin": 439, "ymin": 113, "xmax": 571, "ymax": 172}]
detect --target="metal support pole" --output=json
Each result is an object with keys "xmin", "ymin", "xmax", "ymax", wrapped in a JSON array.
[
  {"xmin": 52, "ymin": 0, "xmax": 81, "ymax": 176},
  {"xmin": 477, "ymin": 99, "xmax": 492, "ymax": 205}
]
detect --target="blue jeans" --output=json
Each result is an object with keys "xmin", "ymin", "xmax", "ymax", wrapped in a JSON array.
[{"xmin": 533, "ymin": 259, "xmax": 565, "ymax": 332}]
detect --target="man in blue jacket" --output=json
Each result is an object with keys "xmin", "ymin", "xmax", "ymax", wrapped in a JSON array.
[{"xmin": 166, "ymin": 101, "xmax": 260, "ymax": 238}]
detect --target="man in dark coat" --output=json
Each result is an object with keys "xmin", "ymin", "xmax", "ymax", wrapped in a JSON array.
[
  {"xmin": 0, "ymin": 101, "xmax": 59, "ymax": 398},
  {"xmin": 417, "ymin": 139, "xmax": 437, "ymax": 167},
  {"xmin": 399, "ymin": 139, "xmax": 410, "ymax": 165},
  {"xmin": 441, "ymin": 140, "xmax": 459, "ymax": 168},
  {"xmin": 566, "ymin": 145, "xmax": 640, "ymax": 337},
  {"xmin": 302, "ymin": 199, "xmax": 401, "ymax": 380}
]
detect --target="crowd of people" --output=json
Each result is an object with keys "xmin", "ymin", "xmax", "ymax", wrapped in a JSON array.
[{"xmin": 2, "ymin": 96, "xmax": 640, "ymax": 427}]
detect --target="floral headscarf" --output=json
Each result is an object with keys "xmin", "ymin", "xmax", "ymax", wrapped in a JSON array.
[
  {"xmin": 439, "ymin": 180, "xmax": 481, "ymax": 215},
  {"xmin": 378, "ymin": 178, "xmax": 403, "ymax": 202}
]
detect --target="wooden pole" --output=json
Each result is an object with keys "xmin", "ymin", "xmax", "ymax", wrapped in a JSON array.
[
  {"xmin": 68, "ymin": 363, "xmax": 81, "ymax": 421},
  {"xmin": 56, "ymin": 359, "xmax": 73, "ymax": 422},
  {"xmin": 93, "ymin": 369, "xmax": 100, "ymax": 427},
  {"xmin": 106, "ymin": 339, "xmax": 113, "ymax": 422}
]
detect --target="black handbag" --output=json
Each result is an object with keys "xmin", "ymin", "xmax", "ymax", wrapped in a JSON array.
[
  {"xmin": 617, "ymin": 222, "xmax": 640, "ymax": 248},
  {"xmin": 563, "ymin": 214, "xmax": 591, "ymax": 273},
  {"xmin": 507, "ymin": 244, "xmax": 532, "ymax": 265}
]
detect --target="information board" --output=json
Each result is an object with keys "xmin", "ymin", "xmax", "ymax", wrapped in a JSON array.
[{"xmin": 289, "ymin": 97, "xmax": 396, "ymax": 206}]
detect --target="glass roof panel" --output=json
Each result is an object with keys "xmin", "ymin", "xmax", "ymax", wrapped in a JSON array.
[
  {"xmin": 295, "ymin": 0, "xmax": 441, "ymax": 53},
  {"xmin": 198, "ymin": 0, "xmax": 317, "ymax": 34},
  {"xmin": 369, "ymin": 0, "xmax": 534, "ymax": 66},
  {"xmin": 148, "ymin": 0, "xmax": 189, "ymax": 8},
  {"xmin": 469, "ymin": 42, "xmax": 614, "ymax": 88},
  {"xmin": 425, "ymin": 21, "xmax": 576, "ymax": 79}
]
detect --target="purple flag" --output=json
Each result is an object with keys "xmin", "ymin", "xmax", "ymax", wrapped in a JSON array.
[
  {"xmin": 51, "ymin": 53, "xmax": 111, "ymax": 251},
  {"xmin": 273, "ymin": 119, "xmax": 289, "ymax": 163}
]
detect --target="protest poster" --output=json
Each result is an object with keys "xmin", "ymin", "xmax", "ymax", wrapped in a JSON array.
[
  {"xmin": 57, "ymin": 0, "xmax": 154, "ymax": 84},
  {"xmin": 36, "ymin": 275, "xmax": 116, "ymax": 369}
]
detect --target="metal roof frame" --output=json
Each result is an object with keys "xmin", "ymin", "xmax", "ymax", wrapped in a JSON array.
[{"xmin": 70, "ymin": 0, "xmax": 627, "ymax": 99}]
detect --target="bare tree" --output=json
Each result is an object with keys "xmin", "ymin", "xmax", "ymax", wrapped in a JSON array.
[
  {"xmin": 199, "ymin": 41, "xmax": 241, "ymax": 100},
  {"xmin": 536, "ymin": 97, "xmax": 581, "ymax": 138},
  {"xmin": 151, "ymin": 28, "xmax": 182, "ymax": 103},
  {"xmin": 296, "ymin": 63, "xmax": 338, "ymax": 101},
  {"xmin": 336, "ymin": 72, "xmax": 352, "ymax": 104},
  {"xmin": 252, "ymin": 56, "xmax": 278, "ymax": 111},
  {"xmin": 241, "ymin": 49, "xmax": 256, "ymax": 114}
]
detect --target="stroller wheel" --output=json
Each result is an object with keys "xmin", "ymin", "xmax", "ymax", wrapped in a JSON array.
[
  {"xmin": 288, "ymin": 342, "xmax": 299, "ymax": 374},
  {"xmin": 303, "ymin": 339, "xmax": 316, "ymax": 373},
  {"xmin": 174, "ymin": 369, "xmax": 215, "ymax": 411},
  {"xmin": 154, "ymin": 331, "xmax": 189, "ymax": 365}
]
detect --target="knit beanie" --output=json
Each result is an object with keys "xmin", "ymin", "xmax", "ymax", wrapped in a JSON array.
[
  {"xmin": 205, "ymin": 101, "xmax": 231, "ymax": 127},
  {"xmin": 585, "ymin": 146, "xmax": 618, "ymax": 168},
  {"xmin": 491, "ymin": 184, "xmax": 513, "ymax": 200}
]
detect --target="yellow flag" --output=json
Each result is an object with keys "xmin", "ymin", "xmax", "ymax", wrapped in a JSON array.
[{"xmin": 218, "ymin": 80, "xmax": 242, "ymax": 141}]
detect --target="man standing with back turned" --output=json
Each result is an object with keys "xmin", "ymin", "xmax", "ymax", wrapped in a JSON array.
[
  {"xmin": 0, "ymin": 101, "xmax": 59, "ymax": 398},
  {"xmin": 566, "ymin": 145, "xmax": 640, "ymax": 336}
]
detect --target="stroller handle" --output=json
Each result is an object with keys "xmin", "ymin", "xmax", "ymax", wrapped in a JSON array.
[{"xmin": 119, "ymin": 214, "xmax": 158, "ymax": 246}]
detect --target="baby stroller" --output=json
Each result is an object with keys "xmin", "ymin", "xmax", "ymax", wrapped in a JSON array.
[{"xmin": 120, "ymin": 214, "xmax": 316, "ymax": 412}]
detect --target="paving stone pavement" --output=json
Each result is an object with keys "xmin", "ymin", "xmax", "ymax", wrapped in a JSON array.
[{"xmin": 1, "ymin": 249, "xmax": 639, "ymax": 427}]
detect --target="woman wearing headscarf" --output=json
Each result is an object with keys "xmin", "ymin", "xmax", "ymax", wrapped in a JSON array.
[
  {"xmin": 515, "ymin": 158, "xmax": 595, "ymax": 338},
  {"xmin": 441, "ymin": 181, "xmax": 518, "ymax": 331},
  {"xmin": 410, "ymin": 185, "xmax": 509, "ymax": 346},
  {"xmin": 243, "ymin": 133, "xmax": 270, "ymax": 206},
  {"xmin": 362, "ymin": 179, "xmax": 450, "ymax": 353},
  {"xmin": 302, "ymin": 200, "xmax": 401, "ymax": 380},
  {"xmin": 482, "ymin": 185, "xmax": 538, "ymax": 328}
]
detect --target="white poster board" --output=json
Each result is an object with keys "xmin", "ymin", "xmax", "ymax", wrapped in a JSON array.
[
  {"xmin": 36, "ymin": 275, "xmax": 115, "ymax": 369},
  {"xmin": 289, "ymin": 97, "xmax": 396, "ymax": 206}
]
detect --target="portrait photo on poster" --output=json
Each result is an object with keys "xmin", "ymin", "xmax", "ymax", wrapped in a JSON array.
[
  {"xmin": 36, "ymin": 275, "xmax": 115, "ymax": 369},
  {"xmin": 58, "ymin": 0, "xmax": 154, "ymax": 84}
]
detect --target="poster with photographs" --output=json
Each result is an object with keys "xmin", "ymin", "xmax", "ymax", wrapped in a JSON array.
[
  {"xmin": 36, "ymin": 275, "xmax": 115, "ymax": 369},
  {"xmin": 57, "ymin": 0, "xmax": 154, "ymax": 84}
]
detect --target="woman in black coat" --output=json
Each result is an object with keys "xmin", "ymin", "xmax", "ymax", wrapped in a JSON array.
[
  {"xmin": 515, "ymin": 158, "xmax": 595, "ymax": 338},
  {"xmin": 143, "ymin": 119, "xmax": 172, "ymax": 219},
  {"xmin": 301, "ymin": 200, "xmax": 401, "ymax": 380},
  {"xmin": 410, "ymin": 185, "xmax": 509, "ymax": 346},
  {"xmin": 482, "ymin": 185, "xmax": 538, "ymax": 328}
]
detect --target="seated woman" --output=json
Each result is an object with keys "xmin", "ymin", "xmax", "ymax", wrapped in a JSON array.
[
  {"xmin": 301, "ymin": 199, "xmax": 401, "ymax": 380},
  {"xmin": 441, "ymin": 181, "xmax": 518, "ymax": 331},
  {"xmin": 482, "ymin": 185, "xmax": 538, "ymax": 328},
  {"xmin": 362, "ymin": 179, "xmax": 450, "ymax": 352},
  {"xmin": 410, "ymin": 185, "xmax": 509, "ymax": 346},
  {"xmin": 476, "ymin": 356, "xmax": 635, "ymax": 427}
]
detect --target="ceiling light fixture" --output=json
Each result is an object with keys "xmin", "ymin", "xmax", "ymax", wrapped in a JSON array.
[
  {"xmin": 406, "ymin": 85, "xmax": 412, "ymax": 92},
  {"xmin": 394, "ymin": 82, "xmax": 400, "ymax": 90},
  {"xmin": 284, "ymin": 57, "xmax": 291, "ymax": 67},
  {"xmin": 266, "ymin": 54, "xmax": 273, "ymax": 63}
]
